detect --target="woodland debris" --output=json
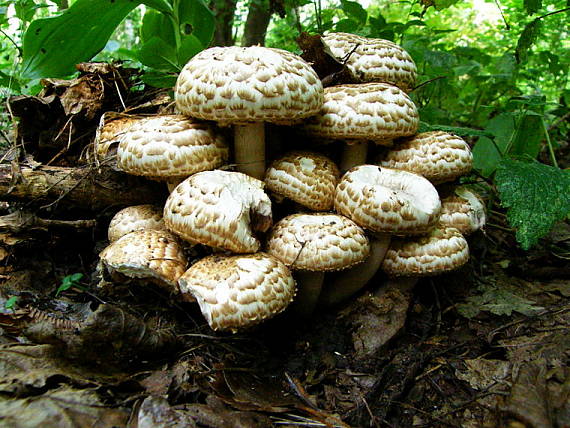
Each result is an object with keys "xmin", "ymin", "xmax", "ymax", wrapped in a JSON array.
[{"xmin": 0, "ymin": 210, "xmax": 96, "ymax": 234}]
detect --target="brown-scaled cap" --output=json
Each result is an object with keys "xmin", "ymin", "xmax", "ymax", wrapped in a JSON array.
[
  {"xmin": 178, "ymin": 252, "xmax": 296, "ymax": 332},
  {"xmin": 99, "ymin": 229, "xmax": 187, "ymax": 293},
  {"xmin": 334, "ymin": 165, "xmax": 441, "ymax": 235},
  {"xmin": 116, "ymin": 114, "xmax": 228, "ymax": 180},
  {"xmin": 264, "ymin": 151, "xmax": 340, "ymax": 211},
  {"xmin": 163, "ymin": 170, "xmax": 272, "ymax": 253},
  {"xmin": 378, "ymin": 131, "xmax": 473, "ymax": 183},
  {"xmin": 439, "ymin": 186, "xmax": 486, "ymax": 235},
  {"xmin": 266, "ymin": 213, "xmax": 370, "ymax": 271},
  {"xmin": 108, "ymin": 204, "xmax": 165, "ymax": 242},
  {"xmin": 322, "ymin": 32, "xmax": 417, "ymax": 92},
  {"xmin": 94, "ymin": 112, "xmax": 141, "ymax": 163},
  {"xmin": 382, "ymin": 226, "xmax": 469, "ymax": 277}
]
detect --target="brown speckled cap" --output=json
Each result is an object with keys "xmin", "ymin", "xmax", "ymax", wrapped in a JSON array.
[
  {"xmin": 163, "ymin": 170, "xmax": 272, "ymax": 253},
  {"xmin": 303, "ymin": 83, "xmax": 418, "ymax": 144},
  {"xmin": 264, "ymin": 151, "xmax": 340, "ymax": 211},
  {"xmin": 94, "ymin": 112, "xmax": 141, "ymax": 162},
  {"xmin": 175, "ymin": 46, "xmax": 323, "ymax": 125},
  {"xmin": 178, "ymin": 252, "xmax": 296, "ymax": 332},
  {"xmin": 116, "ymin": 115, "xmax": 228, "ymax": 179},
  {"xmin": 439, "ymin": 186, "xmax": 486, "ymax": 235},
  {"xmin": 99, "ymin": 229, "xmax": 187, "ymax": 293},
  {"xmin": 266, "ymin": 213, "xmax": 370, "ymax": 271},
  {"xmin": 334, "ymin": 165, "xmax": 441, "ymax": 235},
  {"xmin": 382, "ymin": 226, "xmax": 469, "ymax": 277},
  {"xmin": 322, "ymin": 32, "xmax": 417, "ymax": 92},
  {"xmin": 108, "ymin": 204, "xmax": 165, "ymax": 242},
  {"xmin": 378, "ymin": 131, "xmax": 473, "ymax": 183}
]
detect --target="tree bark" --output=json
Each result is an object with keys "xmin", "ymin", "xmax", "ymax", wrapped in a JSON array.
[
  {"xmin": 242, "ymin": 0, "xmax": 272, "ymax": 47},
  {"xmin": 0, "ymin": 163, "xmax": 166, "ymax": 211},
  {"xmin": 211, "ymin": 0, "xmax": 238, "ymax": 46}
]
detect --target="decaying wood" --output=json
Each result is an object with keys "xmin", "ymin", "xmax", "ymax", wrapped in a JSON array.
[
  {"xmin": 0, "ymin": 163, "xmax": 165, "ymax": 211},
  {"xmin": 0, "ymin": 210, "xmax": 97, "ymax": 234}
]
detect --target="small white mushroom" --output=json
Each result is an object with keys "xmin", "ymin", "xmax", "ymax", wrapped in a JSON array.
[
  {"xmin": 439, "ymin": 186, "xmax": 486, "ymax": 235},
  {"xmin": 107, "ymin": 204, "xmax": 165, "ymax": 243}
]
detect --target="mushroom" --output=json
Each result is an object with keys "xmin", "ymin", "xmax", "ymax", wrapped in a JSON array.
[
  {"xmin": 322, "ymin": 32, "xmax": 417, "ymax": 92},
  {"xmin": 93, "ymin": 112, "xmax": 141, "ymax": 166},
  {"xmin": 377, "ymin": 131, "xmax": 473, "ymax": 184},
  {"xmin": 116, "ymin": 114, "xmax": 229, "ymax": 191},
  {"xmin": 178, "ymin": 252, "xmax": 296, "ymax": 332},
  {"xmin": 98, "ymin": 229, "xmax": 187, "ymax": 294},
  {"xmin": 438, "ymin": 186, "xmax": 486, "ymax": 235},
  {"xmin": 163, "ymin": 170, "xmax": 272, "ymax": 253},
  {"xmin": 175, "ymin": 46, "xmax": 324, "ymax": 179},
  {"xmin": 264, "ymin": 151, "xmax": 340, "ymax": 211},
  {"xmin": 108, "ymin": 204, "xmax": 165, "ymax": 242},
  {"xmin": 303, "ymin": 83, "xmax": 419, "ymax": 171},
  {"xmin": 266, "ymin": 212, "xmax": 370, "ymax": 315}
]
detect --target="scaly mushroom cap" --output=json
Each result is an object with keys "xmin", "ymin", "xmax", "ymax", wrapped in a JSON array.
[
  {"xmin": 163, "ymin": 170, "xmax": 272, "ymax": 253},
  {"xmin": 116, "ymin": 115, "xmax": 228, "ymax": 180},
  {"xmin": 439, "ymin": 186, "xmax": 486, "ymax": 235},
  {"xmin": 378, "ymin": 131, "xmax": 473, "ymax": 183},
  {"xmin": 322, "ymin": 32, "xmax": 417, "ymax": 92},
  {"xmin": 108, "ymin": 204, "xmax": 165, "ymax": 242},
  {"xmin": 99, "ymin": 229, "xmax": 187, "ymax": 292},
  {"xmin": 266, "ymin": 213, "xmax": 370, "ymax": 271},
  {"xmin": 382, "ymin": 226, "xmax": 469, "ymax": 277},
  {"xmin": 303, "ymin": 83, "xmax": 418, "ymax": 144},
  {"xmin": 334, "ymin": 165, "xmax": 441, "ymax": 235},
  {"xmin": 175, "ymin": 46, "xmax": 323, "ymax": 126},
  {"xmin": 178, "ymin": 252, "xmax": 296, "ymax": 332},
  {"xmin": 264, "ymin": 151, "xmax": 340, "ymax": 211},
  {"xmin": 94, "ymin": 112, "xmax": 141, "ymax": 161}
]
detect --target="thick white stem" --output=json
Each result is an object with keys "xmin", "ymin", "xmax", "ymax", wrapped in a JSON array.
[
  {"xmin": 288, "ymin": 270, "xmax": 325, "ymax": 317},
  {"xmin": 234, "ymin": 123, "xmax": 265, "ymax": 180},
  {"xmin": 340, "ymin": 141, "xmax": 368, "ymax": 172},
  {"xmin": 318, "ymin": 234, "xmax": 391, "ymax": 306}
]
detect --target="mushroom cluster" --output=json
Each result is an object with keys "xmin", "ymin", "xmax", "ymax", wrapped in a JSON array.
[{"xmin": 95, "ymin": 33, "xmax": 485, "ymax": 333}]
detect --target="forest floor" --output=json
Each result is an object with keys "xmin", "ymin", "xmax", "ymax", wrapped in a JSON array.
[{"xmin": 0, "ymin": 64, "xmax": 568, "ymax": 428}]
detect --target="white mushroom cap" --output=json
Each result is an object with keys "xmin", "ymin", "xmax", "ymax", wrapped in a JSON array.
[
  {"xmin": 382, "ymin": 226, "xmax": 469, "ymax": 277},
  {"xmin": 175, "ymin": 46, "xmax": 323, "ymax": 125},
  {"xmin": 163, "ymin": 170, "xmax": 272, "ymax": 253},
  {"xmin": 334, "ymin": 165, "xmax": 441, "ymax": 235},
  {"xmin": 264, "ymin": 151, "xmax": 340, "ymax": 211},
  {"xmin": 116, "ymin": 115, "xmax": 228, "ymax": 179},
  {"xmin": 99, "ymin": 229, "xmax": 187, "ymax": 292},
  {"xmin": 322, "ymin": 32, "xmax": 417, "ymax": 92},
  {"xmin": 178, "ymin": 252, "xmax": 296, "ymax": 332},
  {"xmin": 378, "ymin": 131, "xmax": 473, "ymax": 183},
  {"xmin": 439, "ymin": 186, "xmax": 486, "ymax": 235},
  {"xmin": 303, "ymin": 83, "xmax": 419, "ymax": 144},
  {"xmin": 108, "ymin": 204, "xmax": 165, "ymax": 242},
  {"xmin": 266, "ymin": 213, "xmax": 370, "ymax": 271}
]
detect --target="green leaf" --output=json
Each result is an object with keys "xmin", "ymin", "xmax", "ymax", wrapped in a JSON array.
[
  {"xmin": 515, "ymin": 19, "xmax": 541, "ymax": 63},
  {"xmin": 433, "ymin": 0, "xmax": 460, "ymax": 10},
  {"xmin": 178, "ymin": 0, "xmax": 215, "ymax": 47},
  {"xmin": 509, "ymin": 112, "xmax": 543, "ymax": 160},
  {"xmin": 137, "ymin": 37, "xmax": 180, "ymax": 72},
  {"xmin": 418, "ymin": 122, "xmax": 494, "ymax": 138},
  {"xmin": 524, "ymin": 0, "xmax": 541, "ymax": 15},
  {"xmin": 176, "ymin": 34, "xmax": 204, "ymax": 65},
  {"xmin": 495, "ymin": 159, "xmax": 570, "ymax": 249},
  {"xmin": 142, "ymin": 0, "xmax": 173, "ymax": 14},
  {"xmin": 4, "ymin": 296, "xmax": 18, "ymax": 311},
  {"xmin": 141, "ymin": 9, "xmax": 175, "ymax": 45},
  {"xmin": 21, "ymin": 0, "xmax": 142, "ymax": 78},
  {"xmin": 335, "ymin": 18, "xmax": 359, "ymax": 33},
  {"xmin": 141, "ymin": 70, "xmax": 177, "ymax": 88},
  {"xmin": 340, "ymin": 0, "xmax": 367, "ymax": 24},
  {"xmin": 56, "ymin": 273, "xmax": 85, "ymax": 296},
  {"xmin": 472, "ymin": 113, "xmax": 516, "ymax": 177}
]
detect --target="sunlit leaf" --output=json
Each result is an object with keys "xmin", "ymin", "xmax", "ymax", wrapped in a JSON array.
[
  {"xmin": 524, "ymin": 0, "xmax": 542, "ymax": 15},
  {"xmin": 472, "ymin": 113, "xmax": 516, "ymax": 177},
  {"xmin": 515, "ymin": 19, "xmax": 541, "ymax": 63},
  {"xmin": 137, "ymin": 37, "xmax": 179, "ymax": 72},
  {"xmin": 178, "ymin": 0, "xmax": 215, "ymax": 47},
  {"xmin": 340, "ymin": 0, "xmax": 367, "ymax": 24}
]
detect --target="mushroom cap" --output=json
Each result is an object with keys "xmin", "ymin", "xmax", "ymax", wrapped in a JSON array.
[
  {"xmin": 303, "ymin": 83, "xmax": 418, "ymax": 143},
  {"xmin": 178, "ymin": 252, "xmax": 296, "ymax": 332},
  {"xmin": 163, "ymin": 170, "xmax": 272, "ymax": 253},
  {"xmin": 334, "ymin": 165, "xmax": 441, "ymax": 235},
  {"xmin": 378, "ymin": 131, "xmax": 473, "ymax": 183},
  {"xmin": 116, "ymin": 115, "xmax": 228, "ymax": 179},
  {"xmin": 382, "ymin": 226, "xmax": 469, "ymax": 277},
  {"xmin": 439, "ymin": 186, "xmax": 486, "ymax": 235},
  {"xmin": 99, "ymin": 229, "xmax": 187, "ymax": 292},
  {"xmin": 94, "ymin": 112, "xmax": 141, "ymax": 162},
  {"xmin": 175, "ymin": 46, "xmax": 323, "ymax": 126},
  {"xmin": 264, "ymin": 151, "xmax": 340, "ymax": 211},
  {"xmin": 108, "ymin": 204, "xmax": 165, "ymax": 242},
  {"xmin": 322, "ymin": 32, "xmax": 417, "ymax": 92},
  {"xmin": 266, "ymin": 213, "xmax": 370, "ymax": 271}
]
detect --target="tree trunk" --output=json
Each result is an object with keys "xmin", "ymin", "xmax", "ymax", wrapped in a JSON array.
[
  {"xmin": 242, "ymin": 0, "xmax": 272, "ymax": 47},
  {"xmin": 0, "ymin": 163, "xmax": 165, "ymax": 211},
  {"xmin": 211, "ymin": 0, "xmax": 238, "ymax": 46}
]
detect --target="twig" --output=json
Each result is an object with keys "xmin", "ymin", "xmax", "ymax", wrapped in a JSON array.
[{"xmin": 541, "ymin": 117, "xmax": 558, "ymax": 168}]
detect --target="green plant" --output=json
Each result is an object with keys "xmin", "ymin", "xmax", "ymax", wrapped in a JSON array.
[
  {"xmin": 4, "ymin": 295, "xmax": 18, "ymax": 310},
  {"xmin": 56, "ymin": 273, "xmax": 86, "ymax": 296}
]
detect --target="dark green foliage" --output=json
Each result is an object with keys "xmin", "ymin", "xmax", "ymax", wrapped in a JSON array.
[{"xmin": 515, "ymin": 19, "xmax": 542, "ymax": 63}]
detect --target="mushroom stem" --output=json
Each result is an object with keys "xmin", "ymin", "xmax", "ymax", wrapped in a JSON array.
[
  {"xmin": 234, "ymin": 123, "xmax": 265, "ymax": 179},
  {"xmin": 318, "ymin": 233, "xmax": 391, "ymax": 306},
  {"xmin": 289, "ymin": 270, "xmax": 325, "ymax": 317},
  {"xmin": 340, "ymin": 141, "xmax": 368, "ymax": 172}
]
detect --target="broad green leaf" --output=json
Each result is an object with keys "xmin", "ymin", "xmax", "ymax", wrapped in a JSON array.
[
  {"xmin": 340, "ymin": 0, "xmax": 367, "ymax": 24},
  {"xmin": 509, "ymin": 112, "xmax": 543, "ymax": 160},
  {"xmin": 142, "ymin": 0, "xmax": 173, "ymax": 14},
  {"xmin": 141, "ymin": 70, "xmax": 177, "ymax": 88},
  {"xmin": 137, "ymin": 37, "xmax": 179, "ymax": 72},
  {"xmin": 176, "ymin": 34, "xmax": 203, "ymax": 65},
  {"xmin": 21, "ymin": 0, "xmax": 141, "ymax": 78},
  {"xmin": 335, "ymin": 18, "xmax": 359, "ymax": 33},
  {"xmin": 515, "ymin": 19, "xmax": 541, "ymax": 63},
  {"xmin": 4, "ymin": 296, "xmax": 18, "ymax": 311},
  {"xmin": 495, "ymin": 159, "xmax": 570, "ymax": 249},
  {"xmin": 141, "ymin": 9, "xmax": 175, "ymax": 45},
  {"xmin": 433, "ymin": 0, "xmax": 460, "ymax": 10},
  {"xmin": 418, "ymin": 122, "xmax": 494, "ymax": 138},
  {"xmin": 472, "ymin": 113, "xmax": 516, "ymax": 177},
  {"xmin": 524, "ymin": 0, "xmax": 541, "ymax": 15},
  {"xmin": 0, "ymin": 70, "xmax": 21, "ymax": 92},
  {"xmin": 178, "ymin": 0, "xmax": 216, "ymax": 46}
]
